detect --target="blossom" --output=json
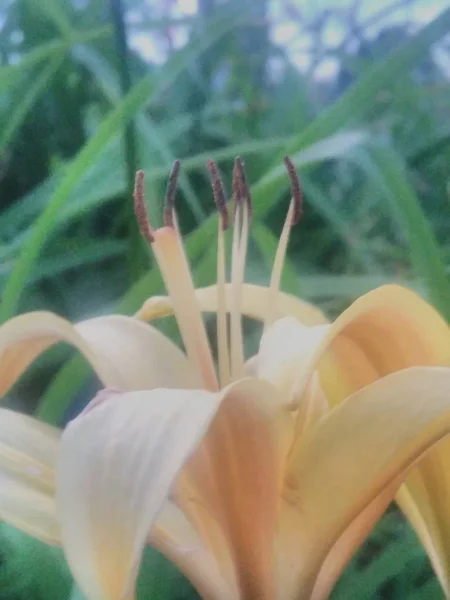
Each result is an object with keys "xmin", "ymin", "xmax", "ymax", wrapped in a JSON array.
[{"xmin": 1, "ymin": 159, "xmax": 450, "ymax": 600}]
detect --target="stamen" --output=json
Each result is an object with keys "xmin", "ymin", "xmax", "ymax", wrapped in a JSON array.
[
  {"xmin": 133, "ymin": 170, "xmax": 154, "ymax": 244},
  {"xmin": 231, "ymin": 205, "xmax": 243, "ymax": 379},
  {"xmin": 207, "ymin": 159, "xmax": 229, "ymax": 231},
  {"xmin": 265, "ymin": 158, "xmax": 303, "ymax": 330},
  {"xmin": 152, "ymin": 228, "xmax": 219, "ymax": 391},
  {"xmin": 232, "ymin": 158, "xmax": 242, "ymax": 219},
  {"xmin": 206, "ymin": 159, "xmax": 230, "ymax": 387},
  {"xmin": 283, "ymin": 156, "xmax": 303, "ymax": 226},
  {"xmin": 235, "ymin": 156, "xmax": 253, "ymax": 218},
  {"xmin": 230, "ymin": 157, "xmax": 250, "ymax": 380},
  {"xmin": 135, "ymin": 168, "xmax": 218, "ymax": 391},
  {"xmin": 163, "ymin": 159, "xmax": 181, "ymax": 228}
]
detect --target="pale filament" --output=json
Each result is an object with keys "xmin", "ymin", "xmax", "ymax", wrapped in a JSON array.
[
  {"xmin": 264, "ymin": 200, "xmax": 295, "ymax": 332},
  {"xmin": 152, "ymin": 227, "xmax": 219, "ymax": 392},
  {"xmin": 230, "ymin": 204, "xmax": 242, "ymax": 380},
  {"xmin": 134, "ymin": 168, "xmax": 218, "ymax": 391},
  {"xmin": 216, "ymin": 219, "xmax": 230, "ymax": 387},
  {"xmin": 265, "ymin": 156, "xmax": 302, "ymax": 333},
  {"xmin": 230, "ymin": 199, "xmax": 251, "ymax": 381},
  {"xmin": 207, "ymin": 159, "xmax": 231, "ymax": 389},
  {"xmin": 229, "ymin": 158, "xmax": 252, "ymax": 381}
]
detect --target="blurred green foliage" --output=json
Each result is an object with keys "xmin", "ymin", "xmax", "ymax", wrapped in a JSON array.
[{"xmin": 1, "ymin": 0, "xmax": 450, "ymax": 598}]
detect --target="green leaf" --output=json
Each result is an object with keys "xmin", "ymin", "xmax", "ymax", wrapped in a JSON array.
[
  {"xmin": 299, "ymin": 176, "xmax": 378, "ymax": 271},
  {"xmin": 0, "ymin": 75, "xmax": 154, "ymax": 321},
  {"xmin": 31, "ymin": 0, "xmax": 74, "ymax": 38},
  {"xmin": 73, "ymin": 45, "xmax": 205, "ymax": 222},
  {"xmin": 0, "ymin": 524, "xmax": 71, "ymax": 600},
  {"xmin": 358, "ymin": 142, "xmax": 450, "ymax": 321},
  {"xmin": 0, "ymin": 57, "xmax": 63, "ymax": 155}
]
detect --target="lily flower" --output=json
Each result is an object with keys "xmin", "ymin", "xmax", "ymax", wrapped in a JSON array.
[{"xmin": 2, "ymin": 159, "xmax": 450, "ymax": 600}]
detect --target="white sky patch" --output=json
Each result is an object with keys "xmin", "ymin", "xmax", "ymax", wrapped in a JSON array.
[
  {"xmin": 129, "ymin": 0, "xmax": 198, "ymax": 64},
  {"xmin": 130, "ymin": 0, "xmax": 449, "ymax": 80},
  {"xmin": 130, "ymin": 33, "xmax": 163, "ymax": 63}
]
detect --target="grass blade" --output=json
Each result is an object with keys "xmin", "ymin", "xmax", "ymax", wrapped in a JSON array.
[
  {"xmin": 259, "ymin": 8, "xmax": 450, "ymax": 209},
  {"xmin": 358, "ymin": 142, "xmax": 450, "ymax": 319},
  {"xmin": 0, "ymin": 75, "xmax": 154, "ymax": 321},
  {"xmin": 0, "ymin": 26, "xmax": 112, "ymax": 91},
  {"xmin": 0, "ymin": 5, "xmax": 252, "ymax": 320},
  {"xmin": 0, "ymin": 57, "xmax": 63, "ymax": 155}
]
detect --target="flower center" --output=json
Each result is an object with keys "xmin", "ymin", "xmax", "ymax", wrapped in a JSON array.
[{"xmin": 133, "ymin": 157, "xmax": 302, "ymax": 391}]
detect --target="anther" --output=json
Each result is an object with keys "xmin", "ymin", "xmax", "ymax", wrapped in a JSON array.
[
  {"xmin": 232, "ymin": 158, "xmax": 242, "ymax": 209},
  {"xmin": 283, "ymin": 156, "xmax": 303, "ymax": 226},
  {"xmin": 233, "ymin": 157, "xmax": 252, "ymax": 218},
  {"xmin": 206, "ymin": 159, "xmax": 229, "ymax": 231},
  {"xmin": 134, "ymin": 170, "xmax": 154, "ymax": 244},
  {"xmin": 163, "ymin": 159, "xmax": 181, "ymax": 228}
]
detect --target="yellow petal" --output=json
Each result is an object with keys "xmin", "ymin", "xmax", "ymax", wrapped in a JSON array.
[
  {"xmin": 175, "ymin": 378, "xmax": 286, "ymax": 600},
  {"xmin": 0, "ymin": 409, "xmax": 60, "ymax": 543},
  {"xmin": 395, "ymin": 473, "xmax": 450, "ymax": 598},
  {"xmin": 293, "ymin": 373, "xmax": 328, "ymax": 438},
  {"xmin": 313, "ymin": 284, "xmax": 450, "ymax": 404},
  {"xmin": 293, "ymin": 284, "xmax": 450, "ymax": 593},
  {"xmin": 56, "ymin": 385, "xmax": 236, "ymax": 600},
  {"xmin": 0, "ymin": 312, "xmax": 199, "ymax": 397},
  {"xmin": 309, "ymin": 476, "xmax": 402, "ymax": 600},
  {"xmin": 284, "ymin": 367, "xmax": 450, "ymax": 599},
  {"xmin": 151, "ymin": 502, "xmax": 238, "ymax": 600},
  {"xmin": 136, "ymin": 283, "xmax": 328, "ymax": 326}
]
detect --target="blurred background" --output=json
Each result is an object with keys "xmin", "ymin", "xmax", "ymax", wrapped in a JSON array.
[{"xmin": 1, "ymin": 0, "xmax": 450, "ymax": 598}]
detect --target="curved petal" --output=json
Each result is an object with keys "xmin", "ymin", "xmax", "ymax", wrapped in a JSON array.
[
  {"xmin": 0, "ymin": 312, "xmax": 198, "ymax": 397},
  {"xmin": 175, "ymin": 378, "xmax": 288, "ymax": 600},
  {"xmin": 311, "ymin": 285, "xmax": 450, "ymax": 405},
  {"xmin": 57, "ymin": 387, "xmax": 218, "ymax": 600},
  {"xmin": 395, "ymin": 475, "xmax": 450, "ymax": 598},
  {"xmin": 284, "ymin": 367, "xmax": 450, "ymax": 600},
  {"xmin": 75, "ymin": 315, "xmax": 199, "ymax": 389},
  {"xmin": 309, "ymin": 476, "xmax": 402, "ymax": 600},
  {"xmin": 151, "ymin": 502, "xmax": 238, "ymax": 600},
  {"xmin": 0, "ymin": 409, "xmax": 60, "ymax": 543},
  {"xmin": 57, "ymin": 380, "xmax": 277, "ymax": 600},
  {"xmin": 136, "ymin": 283, "xmax": 328, "ymax": 326}
]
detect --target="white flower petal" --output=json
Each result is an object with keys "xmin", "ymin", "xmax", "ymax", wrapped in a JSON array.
[
  {"xmin": 249, "ymin": 317, "xmax": 329, "ymax": 407},
  {"xmin": 151, "ymin": 502, "xmax": 238, "ymax": 600},
  {"xmin": 56, "ymin": 387, "xmax": 224, "ymax": 600},
  {"xmin": 0, "ymin": 409, "xmax": 60, "ymax": 543},
  {"xmin": 0, "ymin": 312, "xmax": 198, "ymax": 397}
]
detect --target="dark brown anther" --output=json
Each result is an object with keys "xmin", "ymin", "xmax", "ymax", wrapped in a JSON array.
[
  {"xmin": 163, "ymin": 159, "xmax": 181, "ymax": 228},
  {"xmin": 206, "ymin": 159, "xmax": 229, "ymax": 231},
  {"xmin": 233, "ymin": 157, "xmax": 253, "ymax": 218},
  {"xmin": 283, "ymin": 156, "xmax": 303, "ymax": 226},
  {"xmin": 134, "ymin": 170, "xmax": 154, "ymax": 244},
  {"xmin": 232, "ymin": 158, "xmax": 242, "ymax": 206}
]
